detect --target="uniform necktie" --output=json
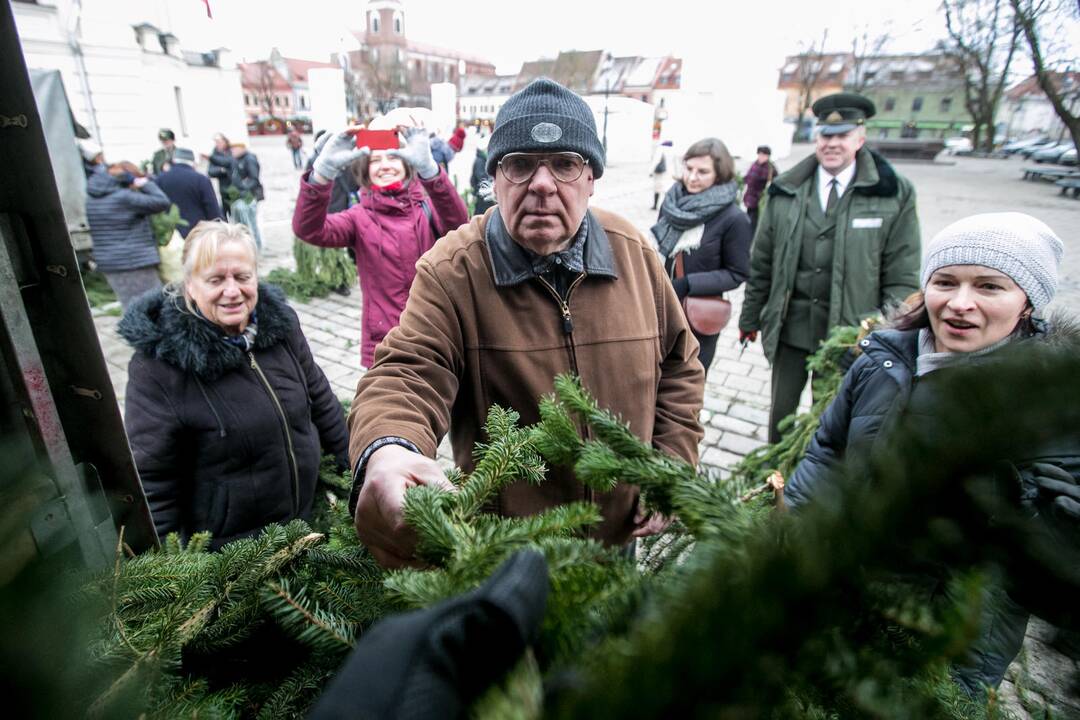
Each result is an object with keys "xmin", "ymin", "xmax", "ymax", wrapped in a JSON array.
[{"xmin": 826, "ymin": 178, "xmax": 839, "ymax": 214}]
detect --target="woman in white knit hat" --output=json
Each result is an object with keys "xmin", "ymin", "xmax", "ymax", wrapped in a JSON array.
[{"xmin": 782, "ymin": 212, "xmax": 1077, "ymax": 698}]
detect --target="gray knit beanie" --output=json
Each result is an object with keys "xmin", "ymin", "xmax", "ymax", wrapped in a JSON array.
[
  {"xmin": 921, "ymin": 212, "xmax": 1063, "ymax": 310},
  {"xmin": 486, "ymin": 77, "xmax": 605, "ymax": 179}
]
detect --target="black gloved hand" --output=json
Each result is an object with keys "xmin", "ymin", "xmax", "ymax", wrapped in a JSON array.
[
  {"xmin": 309, "ymin": 550, "xmax": 549, "ymax": 720},
  {"xmin": 1028, "ymin": 462, "xmax": 1080, "ymax": 523},
  {"xmin": 671, "ymin": 276, "xmax": 689, "ymax": 301}
]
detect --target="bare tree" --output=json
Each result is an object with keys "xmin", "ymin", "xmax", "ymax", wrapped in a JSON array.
[
  {"xmin": 791, "ymin": 30, "xmax": 831, "ymax": 142},
  {"xmin": 939, "ymin": 0, "xmax": 1022, "ymax": 152},
  {"xmin": 848, "ymin": 26, "xmax": 893, "ymax": 93},
  {"xmin": 251, "ymin": 60, "xmax": 283, "ymax": 120},
  {"xmin": 1010, "ymin": 0, "xmax": 1080, "ymax": 153},
  {"xmin": 353, "ymin": 49, "xmax": 410, "ymax": 114}
]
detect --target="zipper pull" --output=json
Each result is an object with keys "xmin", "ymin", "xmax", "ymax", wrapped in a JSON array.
[
  {"xmin": 561, "ymin": 307, "xmax": 573, "ymax": 334},
  {"xmin": 249, "ymin": 352, "xmax": 256, "ymax": 369}
]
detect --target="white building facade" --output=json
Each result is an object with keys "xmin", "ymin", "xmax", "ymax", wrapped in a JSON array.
[{"xmin": 14, "ymin": 0, "xmax": 248, "ymax": 166}]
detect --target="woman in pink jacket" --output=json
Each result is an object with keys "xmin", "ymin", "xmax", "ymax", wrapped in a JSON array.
[{"xmin": 292, "ymin": 127, "xmax": 469, "ymax": 367}]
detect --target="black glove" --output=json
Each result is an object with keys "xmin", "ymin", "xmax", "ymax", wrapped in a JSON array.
[
  {"xmin": 671, "ymin": 276, "xmax": 689, "ymax": 301},
  {"xmin": 1028, "ymin": 462, "xmax": 1080, "ymax": 523},
  {"xmin": 309, "ymin": 550, "xmax": 549, "ymax": 720}
]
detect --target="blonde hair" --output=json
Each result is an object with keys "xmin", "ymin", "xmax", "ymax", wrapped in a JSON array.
[{"xmin": 167, "ymin": 221, "xmax": 258, "ymax": 314}]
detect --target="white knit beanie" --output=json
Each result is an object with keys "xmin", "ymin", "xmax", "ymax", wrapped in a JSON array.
[{"xmin": 920, "ymin": 212, "xmax": 1064, "ymax": 310}]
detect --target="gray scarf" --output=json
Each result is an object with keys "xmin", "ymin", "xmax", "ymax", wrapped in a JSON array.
[{"xmin": 651, "ymin": 180, "xmax": 738, "ymax": 258}]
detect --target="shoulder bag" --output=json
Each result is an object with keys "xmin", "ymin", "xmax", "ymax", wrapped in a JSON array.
[{"xmin": 675, "ymin": 251, "xmax": 732, "ymax": 336}]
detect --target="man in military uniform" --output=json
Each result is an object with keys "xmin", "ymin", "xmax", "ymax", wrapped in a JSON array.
[
  {"xmin": 738, "ymin": 93, "xmax": 921, "ymax": 443},
  {"xmin": 151, "ymin": 128, "xmax": 176, "ymax": 175}
]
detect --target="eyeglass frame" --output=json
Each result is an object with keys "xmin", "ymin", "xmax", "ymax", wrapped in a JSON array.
[{"xmin": 496, "ymin": 151, "xmax": 590, "ymax": 184}]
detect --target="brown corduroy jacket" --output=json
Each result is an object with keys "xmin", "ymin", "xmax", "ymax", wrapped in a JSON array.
[{"xmin": 348, "ymin": 206, "xmax": 705, "ymax": 546}]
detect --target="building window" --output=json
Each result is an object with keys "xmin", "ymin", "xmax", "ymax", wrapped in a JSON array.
[
  {"xmin": 371, "ymin": 48, "xmax": 379, "ymax": 64},
  {"xmin": 884, "ymin": 97, "xmax": 896, "ymax": 112},
  {"xmin": 394, "ymin": 16, "xmax": 402, "ymax": 34},
  {"xmin": 940, "ymin": 96, "xmax": 952, "ymax": 113},
  {"xmin": 174, "ymin": 86, "xmax": 188, "ymax": 136},
  {"xmin": 371, "ymin": 15, "xmax": 379, "ymax": 33},
  {"xmin": 912, "ymin": 97, "xmax": 924, "ymax": 112}
]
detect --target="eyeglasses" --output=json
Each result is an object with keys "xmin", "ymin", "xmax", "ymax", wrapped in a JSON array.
[{"xmin": 498, "ymin": 152, "xmax": 589, "ymax": 184}]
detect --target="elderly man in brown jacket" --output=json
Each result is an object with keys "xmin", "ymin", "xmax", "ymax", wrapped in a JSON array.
[{"xmin": 348, "ymin": 78, "xmax": 705, "ymax": 568}]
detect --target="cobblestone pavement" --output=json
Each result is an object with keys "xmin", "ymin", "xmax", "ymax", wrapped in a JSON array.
[{"xmin": 92, "ymin": 135, "xmax": 1080, "ymax": 709}]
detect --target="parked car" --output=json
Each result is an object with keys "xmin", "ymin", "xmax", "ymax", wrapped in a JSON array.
[
  {"xmin": 1032, "ymin": 142, "xmax": 1074, "ymax": 164},
  {"xmin": 1019, "ymin": 139, "xmax": 1059, "ymax": 158},
  {"xmin": 1003, "ymin": 137, "xmax": 1049, "ymax": 154},
  {"xmin": 944, "ymin": 136, "xmax": 973, "ymax": 154},
  {"xmin": 1059, "ymin": 147, "xmax": 1077, "ymax": 166}
]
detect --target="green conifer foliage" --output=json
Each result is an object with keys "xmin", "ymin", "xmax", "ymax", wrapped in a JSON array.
[{"xmin": 18, "ymin": 331, "xmax": 1072, "ymax": 718}]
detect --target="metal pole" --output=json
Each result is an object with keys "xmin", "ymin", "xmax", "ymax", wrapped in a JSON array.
[{"xmin": 602, "ymin": 80, "xmax": 610, "ymax": 154}]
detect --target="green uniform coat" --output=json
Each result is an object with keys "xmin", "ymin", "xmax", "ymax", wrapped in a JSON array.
[{"xmin": 738, "ymin": 147, "xmax": 921, "ymax": 363}]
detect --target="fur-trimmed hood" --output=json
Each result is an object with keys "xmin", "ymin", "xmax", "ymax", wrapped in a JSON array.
[
  {"xmin": 769, "ymin": 146, "xmax": 899, "ymax": 199},
  {"xmin": 118, "ymin": 283, "xmax": 295, "ymax": 380}
]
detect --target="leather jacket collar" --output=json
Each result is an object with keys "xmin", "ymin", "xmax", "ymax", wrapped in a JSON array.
[{"xmin": 484, "ymin": 209, "xmax": 618, "ymax": 287}]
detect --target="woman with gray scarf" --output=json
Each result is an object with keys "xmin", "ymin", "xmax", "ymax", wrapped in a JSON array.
[{"xmin": 651, "ymin": 137, "xmax": 752, "ymax": 374}]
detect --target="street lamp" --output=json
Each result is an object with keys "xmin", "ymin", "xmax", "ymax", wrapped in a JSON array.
[{"xmin": 600, "ymin": 55, "xmax": 614, "ymax": 154}]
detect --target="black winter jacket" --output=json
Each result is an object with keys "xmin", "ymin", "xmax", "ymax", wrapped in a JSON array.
[
  {"xmin": 663, "ymin": 203, "xmax": 752, "ymax": 317},
  {"xmin": 787, "ymin": 321, "xmax": 1077, "ymax": 507},
  {"xmin": 119, "ymin": 284, "xmax": 349, "ymax": 548},
  {"xmin": 86, "ymin": 167, "xmax": 172, "ymax": 271}
]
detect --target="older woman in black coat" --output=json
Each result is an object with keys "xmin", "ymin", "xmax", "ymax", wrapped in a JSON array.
[
  {"xmin": 651, "ymin": 137, "xmax": 751, "ymax": 375},
  {"xmin": 119, "ymin": 221, "xmax": 349, "ymax": 548}
]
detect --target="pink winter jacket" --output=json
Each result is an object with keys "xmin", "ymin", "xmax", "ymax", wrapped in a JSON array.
[{"xmin": 292, "ymin": 171, "xmax": 469, "ymax": 366}]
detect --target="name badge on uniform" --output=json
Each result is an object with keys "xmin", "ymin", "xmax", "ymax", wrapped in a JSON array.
[{"xmin": 852, "ymin": 217, "xmax": 883, "ymax": 229}]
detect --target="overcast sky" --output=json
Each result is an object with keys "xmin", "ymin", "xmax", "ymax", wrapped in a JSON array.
[{"xmin": 167, "ymin": 0, "xmax": 1076, "ymax": 91}]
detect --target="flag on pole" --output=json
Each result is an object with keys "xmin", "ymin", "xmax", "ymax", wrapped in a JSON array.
[{"xmin": 201, "ymin": 0, "xmax": 212, "ymax": 19}]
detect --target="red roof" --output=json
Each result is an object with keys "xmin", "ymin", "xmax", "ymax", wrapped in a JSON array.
[
  {"xmin": 238, "ymin": 62, "xmax": 291, "ymax": 91},
  {"xmin": 282, "ymin": 57, "xmax": 338, "ymax": 83},
  {"xmin": 1007, "ymin": 72, "xmax": 1080, "ymax": 100}
]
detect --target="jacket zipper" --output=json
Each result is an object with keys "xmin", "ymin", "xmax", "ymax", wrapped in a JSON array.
[
  {"xmin": 536, "ymin": 272, "xmax": 595, "ymax": 522},
  {"xmin": 249, "ymin": 352, "xmax": 300, "ymax": 515}
]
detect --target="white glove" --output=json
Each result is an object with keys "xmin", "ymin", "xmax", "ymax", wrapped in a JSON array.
[
  {"xmin": 388, "ymin": 127, "xmax": 439, "ymax": 179},
  {"xmin": 312, "ymin": 129, "xmax": 369, "ymax": 182}
]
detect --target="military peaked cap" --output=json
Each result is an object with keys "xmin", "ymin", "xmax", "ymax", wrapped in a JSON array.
[{"xmin": 812, "ymin": 93, "xmax": 876, "ymax": 136}]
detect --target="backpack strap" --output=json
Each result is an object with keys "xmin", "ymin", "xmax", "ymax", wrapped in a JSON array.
[{"xmin": 419, "ymin": 199, "xmax": 441, "ymax": 239}]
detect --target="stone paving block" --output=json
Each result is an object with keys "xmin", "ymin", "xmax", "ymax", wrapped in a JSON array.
[
  {"xmin": 702, "ymin": 425, "xmax": 722, "ymax": 447},
  {"xmin": 708, "ymin": 412, "xmax": 760, "ymax": 439},
  {"xmin": 717, "ymin": 431, "xmax": 765, "ymax": 456},
  {"xmin": 727, "ymin": 403, "xmax": 770, "ymax": 426},
  {"xmin": 320, "ymin": 362, "xmax": 356, "ymax": 384},
  {"xmin": 709, "ymin": 358, "xmax": 751, "ymax": 377},
  {"xmin": 701, "ymin": 446, "xmax": 743, "ymax": 471},
  {"xmin": 724, "ymin": 374, "xmax": 764, "ymax": 394},
  {"xmin": 698, "ymin": 409, "xmax": 712, "ymax": 426},
  {"xmin": 702, "ymin": 394, "xmax": 730, "ymax": 414}
]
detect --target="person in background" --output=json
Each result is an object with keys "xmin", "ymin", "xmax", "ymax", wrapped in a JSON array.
[
  {"xmin": 205, "ymin": 133, "xmax": 235, "ymax": 216},
  {"xmin": 79, "ymin": 139, "xmax": 104, "ymax": 177},
  {"xmin": 738, "ymin": 92, "xmax": 921, "ymax": 444},
  {"xmin": 650, "ymin": 140, "xmax": 676, "ymax": 210},
  {"xmin": 85, "ymin": 160, "xmax": 172, "ymax": 307},
  {"xmin": 286, "ymin": 123, "xmax": 305, "ymax": 170},
  {"xmin": 155, "ymin": 147, "xmax": 223, "ymax": 239},
  {"xmin": 346, "ymin": 78, "xmax": 704, "ymax": 568},
  {"xmin": 229, "ymin": 142, "xmax": 264, "ymax": 251},
  {"xmin": 430, "ymin": 131, "xmax": 455, "ymax": 174},
  {"xmin": 151, "ymin": 128, "xmax": 176, "ymax": 175},
  {"xmin": 651, "ymin": 137, "xmax": 751, "ymax": 376},
  {"xmin": 743, "ymin": 145, "xmax": 779, "ymax": 234},
  {"xmin": 448, "ymin": 126, "xmax": 466, "ymax": 154},
  {"xmin": 783, "ymin": 212, "xmax": 1074, "ymax": 699},
  {"xmin": 470, "ymin": 133, "xmax": 495, "ymax": 216},
  {"xmin": 292, "ymin": 124, "xmax": 469, "ymax": 368},
  {"xmin": 119, "ymin": 220, "xmax": 349, "ymax": 549}
]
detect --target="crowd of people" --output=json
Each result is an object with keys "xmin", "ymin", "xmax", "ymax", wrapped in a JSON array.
[{"xmin": 81, "ymin": 78, "xmax": 1075, "ymax": 702}]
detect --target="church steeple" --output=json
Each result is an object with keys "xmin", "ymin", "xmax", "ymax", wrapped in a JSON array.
[{"xmin": 365, "ymin": 0, "xmax": 406, "ymax": 46}]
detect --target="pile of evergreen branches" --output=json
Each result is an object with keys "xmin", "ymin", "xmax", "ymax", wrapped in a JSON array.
[{"xmin": 6, "ymin": 326, "xmax": 1077, "ymax": 718}]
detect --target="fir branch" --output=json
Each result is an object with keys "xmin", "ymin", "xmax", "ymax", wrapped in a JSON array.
[{"xmin": 262, "ymin": 579, "xmax": 356, "ymax": 653}]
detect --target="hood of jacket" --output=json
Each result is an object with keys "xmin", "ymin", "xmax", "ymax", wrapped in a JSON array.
[
  {"xmin": 769, "ymin": 146, "xmax": 899, "ymax": 200},
  {"xmin": 87, "ymin": 166, "xmax": 122, "ymax": 198},
  {"xmin": 118, "ymin": 283, "xmax": 294, "ymax": 380}
]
